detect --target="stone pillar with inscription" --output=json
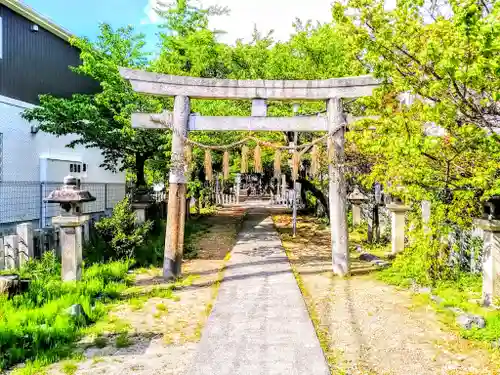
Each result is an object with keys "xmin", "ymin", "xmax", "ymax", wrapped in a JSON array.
[
  {"xmin": 44, "ymin": 176, "xmax": 96, "ymax": 281},
  {"xmin": 17, "ymin": 223, "xmax": 34, "ymax": 267}
]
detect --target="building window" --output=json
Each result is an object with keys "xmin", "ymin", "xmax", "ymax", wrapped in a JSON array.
[{"xmin": 69, "ymin": 163, "xmax": 84, "ymax": 173}]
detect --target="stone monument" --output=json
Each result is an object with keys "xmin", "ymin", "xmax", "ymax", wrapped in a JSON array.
[{"xmin": 475, "ymin": 196, "xmax": 500, "ymax": 306}]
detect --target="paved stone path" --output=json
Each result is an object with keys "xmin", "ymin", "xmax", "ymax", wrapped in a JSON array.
[{"xmin": 186, "ymin": 210, "xmax": 330, "ymax": 375}]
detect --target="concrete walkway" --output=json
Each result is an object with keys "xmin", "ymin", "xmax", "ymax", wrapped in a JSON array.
[{"xmin": 187, "ymin": 209, "xmax": 330, "ymax": 375}]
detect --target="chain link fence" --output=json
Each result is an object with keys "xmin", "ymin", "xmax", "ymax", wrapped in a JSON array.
[{"xmin": 0, "ymin": 181, "xmax": 126, "ymax": 231}]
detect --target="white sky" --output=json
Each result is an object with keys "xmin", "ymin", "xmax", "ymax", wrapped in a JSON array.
[{"xmin": 143, "ymin": 0, "xmax": 335, "ymax": 43}]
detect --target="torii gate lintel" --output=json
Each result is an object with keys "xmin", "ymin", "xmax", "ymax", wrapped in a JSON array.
[
  {"xmin": 120, "ymin": 68, "xmax": 380, "ymax": 280},
  {"xmin": 131, "ymin": 111, "xmax": 376, "ymax": 132}
]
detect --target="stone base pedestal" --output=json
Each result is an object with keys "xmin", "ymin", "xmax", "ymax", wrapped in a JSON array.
[
  {"xmin": 352, "ymin": 205, "xmax": 362, "ymax": 226},
  {"xmin": 52, "ymin": 215, "xmax": 89, "ymax": 282},
  {"xmin": 387, "ymin": 203, "xmax": 411, "ymax": 255},
  {"xmin": 132, "ymin": 203, "xmax": 150, "ymax": 224},
  {"xmin": 474, "ymin": 219, "xmax": 500, "ymax": 306}
]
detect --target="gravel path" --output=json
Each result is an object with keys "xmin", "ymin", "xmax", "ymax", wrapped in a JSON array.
[
  {"xmin": 186, "ymin": 211, "xmax": 330, "ymax": 375},
  {"xmin": 274, "ymin": 214, "xmax": 498, "ymax": 375},
  {"xmin": 315, "ymin": 275, "xmax": 492, "ymax": 374}
]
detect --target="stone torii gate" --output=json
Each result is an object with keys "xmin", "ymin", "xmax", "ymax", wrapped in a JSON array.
[{"xmin": 120, "ymin": 68, "xmax": 379, "ymax": 279}]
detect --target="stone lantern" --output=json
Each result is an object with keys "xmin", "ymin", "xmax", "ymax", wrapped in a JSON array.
[
  {"xmin": 348, "ymin": 187, "xmax": 368, "ymax": 226},
  {"xmin": 474, "ymin": 195, "xmax": 500, "ymax": 306},
  {"xmin": 386, "ymin": 196, "xmax": 411, "ymax": 255},
  {"xmin": 45, "ymin": 175, "xmax": 95, "ymax": 281}
]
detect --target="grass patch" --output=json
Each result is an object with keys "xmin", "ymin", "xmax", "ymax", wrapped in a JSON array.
[
  {"xmin": 348, "ymin": 224, "xmax": 391, "ymax": 258},
  {"xmin": 1, "ymin": 205, "xmax": 225, "ymax": 372},
  {"xmin": 0, "ymin": 252, "xmax": 132, "ymax": 371},
  {"xmin": 115, "ymin": 332, "xmax": 132, "ymax": 348},
  {"xmin": 431, "ymin": 276, "xmax": 500, "ymax": 342},
  {"xmin": 93, "ymin": 335, "xmax": 108, "ymax": 349},
  {"xmin": 128, "ymin": 297, "xmax": 145, "ymax": 311},
  {"xmin": 156, "ymin": 303, "xmax": 168, "ymax": 312},
  {"xmin": 91, "ymin": 356, "xmax": 104, "ymax": 365},
  {"xmin": 85, "ymin": 314, "xmax": 131, "ymax": 337},
  {"xmin": 190, "ymin": 206, "xmax": 218, "ymax": 216}
]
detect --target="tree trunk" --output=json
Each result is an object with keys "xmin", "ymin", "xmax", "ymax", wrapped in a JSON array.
[
  {"xmin": 195, "ymin": 190, "xmax": 201, "ymax": 214},
  {"xmin": 296, "ymin": 177, "xmax": 329, "ymax": 220},
  {"xmin": 186, "ymin": 197, "xmax": 191, "ymax": 220},
  {"xmin": 135, "ymin": 153, "xmax": 147, "ymax": 187},
  {"xmin": 300, "ymin": 183, "xmax": 307, "ymax": 205},
  {"xmin": 373, "ymin": 204, "xmax": 380, "ymax": 243}
]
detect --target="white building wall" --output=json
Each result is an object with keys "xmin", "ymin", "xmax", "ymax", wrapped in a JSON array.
[
  {"xmin": 0, "ymin": 95, "xmax": 125, "ymax": 183},
  {"xmin": 0, "ymin": 95, "xmax": 126, "ymax": 227}
]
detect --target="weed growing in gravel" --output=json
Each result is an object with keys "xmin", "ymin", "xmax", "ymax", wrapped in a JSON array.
[
  {"xmin": 156, "ymin": 303, "xmax": 167, "ymax": 311},
  {"xmin": 61, "ymin": 361, "xmax": 78, "ymax": 375},
  {"xmin": 128, "ymin": 298, "xmax": 145, "ymax": 311},
  {"xmin": 93, "ymin": 336, "xmax": 108, "ymax": 348},
  {"xmin": 115, "ymin": 332, "xmax": 132, "ymax": 348}
]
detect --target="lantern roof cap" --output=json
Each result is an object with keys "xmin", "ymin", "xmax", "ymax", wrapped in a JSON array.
[
  {"xmin": 348, "ymin": 187, "xmax": 368, "ymax": 203},
  {"xmin": 44, "ymin": 175, "xmax": 96, "ymax": 204}
]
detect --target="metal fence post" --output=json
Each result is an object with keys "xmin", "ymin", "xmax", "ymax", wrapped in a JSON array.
[
  {"xmin": 39, "ymin": 182, "xmax": 44, "ymax": 228},
  {"xmin": 104, "ymin": 183, "xmax": 109, "ymax": 210}
]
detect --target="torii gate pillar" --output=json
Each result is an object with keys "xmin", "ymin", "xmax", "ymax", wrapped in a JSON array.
[
  {"xmin": 327, "ymin": 98, "xmax": 349, "ymax": 276},
  {"xmin": 164, "ymin": 95, "xmax": 190, "ymax": 279}
]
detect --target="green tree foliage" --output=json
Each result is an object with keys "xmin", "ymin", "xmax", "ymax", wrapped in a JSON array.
[
  {"xmin": 329, "ymin": 0, "xmax": 500, "ymax": 282},
  {"xmin": 333, "ymin": 0, "xmax": 500, "ymax": 227},
  {"xmin": 151, "ymin": 0, "xmax": 366, "ymax": 212},
  {"xmin": 333, "ymin": 0, "xmax": 500, "ymax": 130},
  {"xmin": 22, "ymin": 24, "xmax": 166, "ymax": 187}
]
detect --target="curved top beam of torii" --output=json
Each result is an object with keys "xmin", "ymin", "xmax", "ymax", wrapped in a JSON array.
[{"xmin": 119, "ymin": 68, "xmax": 380, "ymax": 100}]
